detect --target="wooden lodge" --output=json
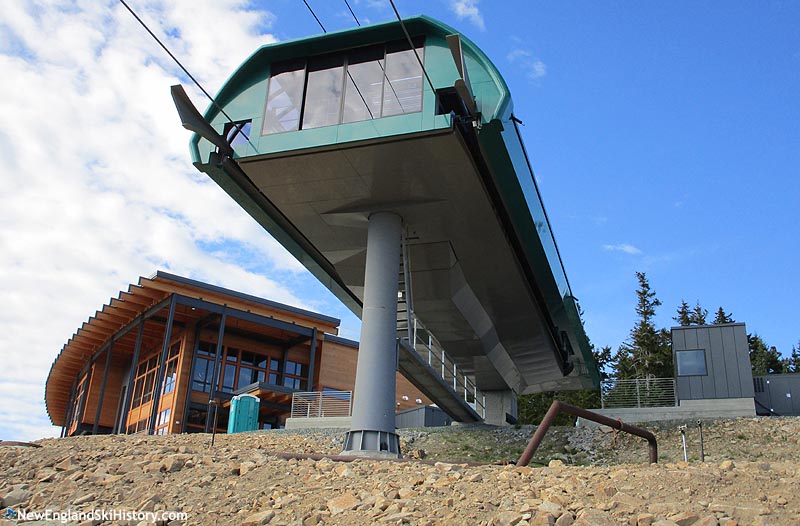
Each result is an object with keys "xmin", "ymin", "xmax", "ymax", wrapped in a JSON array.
[{"xmin": 45, "ymin": 272, "xmax": 429, "ymax": 436}]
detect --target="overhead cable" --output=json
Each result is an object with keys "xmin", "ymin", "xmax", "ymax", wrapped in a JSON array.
[{"xmin": 118, "ymin": 0, "xmax": 255, "ymax": 149}]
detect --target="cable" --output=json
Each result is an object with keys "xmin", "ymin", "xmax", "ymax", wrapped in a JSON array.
[
  {"xmin": 118, "ymin": 0, "xmax": 255, "ymax": 150},
  {"xmin": 343, "ymin": 0, "xmax": 361, "ymax": 26},
  {"xmin": 388, "ymin": 0, "xmax": 442, "ymax": 113},
  {"xmin": 302, "ymin": 0, "xmax": 327, "ymax": 32}
]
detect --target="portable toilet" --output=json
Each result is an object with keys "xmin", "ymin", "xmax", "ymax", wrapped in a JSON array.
[{"xmin": 227, "ymin": 394, "xmax": 260, "ymax": 433}]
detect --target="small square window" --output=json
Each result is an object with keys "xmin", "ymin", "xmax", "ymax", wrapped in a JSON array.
[{"xmin": 676, "ymin": 349, "xmax": 707, "ymax": 376}]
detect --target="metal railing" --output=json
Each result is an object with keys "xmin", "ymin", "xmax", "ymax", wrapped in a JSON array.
[
  {"xmin": 601, "ymin": 378, "xmax": 677, "ymax": 409},
  {"xmin": 402, "ymin": 312, "xmax": 486, "ymax": 418},
  {"xmin": 290, "ymin": 390, "xmax": 352, "ymax": 418}
]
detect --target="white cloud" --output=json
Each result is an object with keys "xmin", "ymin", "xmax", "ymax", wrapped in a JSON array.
[
  {"xmin": 603, "ymin": 244, "xmax": 644, "ymax": 255},
  {"xmin": 0, "ymin": 0, "xmax": 312, "ymax": 441},
  {"xmin": 450, "ymin": 0, "xmax": 485, "ymax": 31},
  {"xmin": 507, "ymin": 46, "xmax": 547, "ymax": 82}
]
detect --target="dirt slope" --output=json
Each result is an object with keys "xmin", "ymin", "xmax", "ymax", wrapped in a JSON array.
[{"xmin": 1, "ymin": 417, "xmax": 798, "ymax": 526}]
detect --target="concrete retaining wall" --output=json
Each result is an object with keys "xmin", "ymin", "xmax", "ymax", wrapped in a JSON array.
[
  {"xmin": 285, "ymin": 416, "xmax": 351, "ymax": 430},
  {"xmin": 577, "ymin": 398, "xmax": 755, "ymax": 427}
]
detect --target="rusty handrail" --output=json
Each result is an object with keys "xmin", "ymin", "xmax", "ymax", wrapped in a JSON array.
[{"xmin": 516, "ymin": 400, "xmax": 658, "ymax": 466}]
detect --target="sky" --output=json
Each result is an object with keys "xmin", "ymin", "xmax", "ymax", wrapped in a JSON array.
[{"xmin": 0, "ymin": 0, "xmax": 797, "ymax": 441}]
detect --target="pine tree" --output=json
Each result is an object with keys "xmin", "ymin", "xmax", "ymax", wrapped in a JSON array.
[
  {"xmin": 713, "ymin": 307, "xmax": 734, "ymax": 324},
  {"xmin": 674, "ymin": 300, "xmax": 692, "ymax": 326},
  {"xmin": 614, "ymin": 272, "xmax": 674, "ymax": 379},
  {"xmin": 688, "ymin": 301, "xmax": 708, "ymax": 325},
  {"xmin": 787, "ymin": 343, "xmax": 800, "ymax": 373},
  {"xmin": 749, "ymin": 334, "xmax": 784, "ymax": 375}
]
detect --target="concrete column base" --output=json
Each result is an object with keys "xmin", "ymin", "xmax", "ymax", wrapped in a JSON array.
[{"xmin": 483, "ymin": 390, "xmax": 518, "ymax": 426}]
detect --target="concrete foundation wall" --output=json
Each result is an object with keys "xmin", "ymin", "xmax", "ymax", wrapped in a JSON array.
[
  {"xmin": 285, "ymin": 416, "xmax": 351, "ymax": 430},
  {"xmin": 577, "ymin": 398, "xmax": 756, "ymax": 427}
]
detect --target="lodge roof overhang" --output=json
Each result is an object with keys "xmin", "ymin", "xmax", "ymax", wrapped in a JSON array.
[{"xmin": 45, "ymin": 273, "xmax": 340, "ymax": 427}]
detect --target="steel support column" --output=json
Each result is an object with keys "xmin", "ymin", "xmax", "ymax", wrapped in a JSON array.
[
  {"xmin": 61, "ymin": 376, "xmax": 79, "ymax": 437},
  {"xmin": 118, "ymin": 316, "xmax": 145, "ymax": 434},
  {"xmin": 181, "ymin": 318, "xmax": 205, "ymax": 433},
  {"xmin": 342, "ymin": 212, "xmax": 403, "ymax": 458},
  {"xmin": 205, "ymin": 308, "xmax": 227, "ymax": 432},
  {"xmin": 148, "ymin": 295, "xmax": 177, "ymax": 434},
  {"xmin": 92, "ymin": 340, "xmax": 114, "ymax": 434},
  {"xmin": 307, "ymin": 328, "xmax": 317, "ymax": 390}
]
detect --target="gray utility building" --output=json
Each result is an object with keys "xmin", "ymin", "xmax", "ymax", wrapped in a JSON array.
[
  {"xmin": 754, "ymin": 374, "xmax": 800, "ymax": 416},
  {"xmin": 671, "ymin": 323, "xmax": 754, "ymax": 402}
]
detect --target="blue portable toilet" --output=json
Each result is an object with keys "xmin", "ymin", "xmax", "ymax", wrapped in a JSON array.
[{"xmin": 227, "ymin": 394, "xmax": 260, "ymax": 433}]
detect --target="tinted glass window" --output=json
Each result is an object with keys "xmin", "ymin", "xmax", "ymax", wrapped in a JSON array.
[
  {"xmin": 222, "ymin": 363, "xmax": 236, "ymax": 392},
  {"xmin": 343, "ymin": 46, "xmax": 385, "ymax": 124},
  {"xmin": 302, "ymin": 55, "xmax": 345, "ymax": 129},
  {"xmin": 677, "ymin": 349, "xmax": 708, "ymax": 376},
  {"xmin": 263, "ymin": 60, "xmax": 305, "ymax": 133},
  {"xmin": 382, "ymin": 43, "xmax": 424, "ymax": 117}
]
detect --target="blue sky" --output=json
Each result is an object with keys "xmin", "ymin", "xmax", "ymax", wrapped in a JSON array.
[{"xmin": 0, "ymin": 0, "xmax": 797, "ymax": 441}]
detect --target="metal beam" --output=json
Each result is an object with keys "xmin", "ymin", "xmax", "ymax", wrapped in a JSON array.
[
  {"xmin": 206, "ymin": 308, "xmax": 227, "ymax": 433},
  {"xmin": 148, "ymin": 295, "xmax": 177, "ymax": 434},
  {"xmin": 308, "ymin": 328, "xmax": 317, "ymax": 390},
  {"xmin": 118, "ymin": 315, "xmax": 145, "ymax": 434},
  {"xmin": 92, "ymin": 340, "xmax": 113, "ymax": 434},
  {"xmin": 173, "ymin": 294, "xmax": 313, "ymax": 337}
]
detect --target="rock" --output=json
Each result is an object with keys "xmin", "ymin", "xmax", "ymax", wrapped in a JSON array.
[
  {"xmin": 54, "ymin": 457, "xmax": 74, "ymax": 471},
  {"xmin": 2, "ymin": 488, "xmax": 32, "ymax": 507},
  {"xmin": 719, "ymin": 461, "xmax": 735, "ymax": 471},
  {"xmin": 694, "ymin": 517, "xmax": 719, "ymax": 526},
  {"xmin": 162, "ymin": 455, "xmax": 186, "ymax": 473},
  {"xmin": 242, "ymin": 510, "xmax": 275, "ymax": 525},
  {"xmin": 555, "ymin": 512, "xmax": 574, "ymax": 526},
  {"xmin": 73, "ymin": 493, "xmax": 95, "ymax": 505},
  {"xmin": 327, "ymin": 492, "xmax": 361, "ymax": 515},
  {"xmin": 238, "ymin": 461, "xmax": 256, "ymax": 476},
  {"xmin": 637, "ymin": 513, "xmax": 656, "ymax": 526},
  {"xmin": 531, "ymin": 512, "xmax": 556, "ymax": 526},
  {"xmin": 493, "ymin": 511, "xmax": 524, "ymax": 526},
  {"xmin": 538, "ymin": 501, "xmax": 564, "ymax": 516},
  {"xmin": 669, "ymin": 512, "xmax": 700, "ymax": 526},
  {"xmin": 548, "ymin": 459, "xmax": 564, "ymax": 468}
]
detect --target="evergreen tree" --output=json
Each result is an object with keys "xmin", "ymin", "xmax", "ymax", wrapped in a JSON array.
[
  {"xmin": 749, "ymin": 334, "xmax": 784, "ymax": 375},
  {"xmin": 688, "ymin": 301, "xmax": 708, "ymax": 325},
  {"xmin": 674, "ymin": 300, "xmax": 691, "ymax": 326},
  {"xmin": 613, "ymin": 272, "xmax": 674, "ymax": 379},
  {"xmin": 713, "ymin": 307, "xmax": 734, "ymax": 324},
  {"xmin": 786, "ymin": 343, "xmax": 800, "ymax": 373}
]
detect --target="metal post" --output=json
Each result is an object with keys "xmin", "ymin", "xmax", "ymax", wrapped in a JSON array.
[
  {"xmin": 119, "ymin": 316, "xmax": 145, "ymax": 434},
  {"xmin": 697, "ymin": 420, "xmax": 705, "ymax": 462},
  {"xmin": 93, "ymin": 340, "xmax": 114, "ymax": 434},
  {"xmin": 680, "ymin": 425, "xmax": 688, "ymax": 462},
  {"xmin": 342, "ymin": 212, "xmax": 403, "ymax": 458},
  {"xmin": 453, "ymin": 363, "xmax": 457, "ymax": 390},
  {"xmin": 149, "ymin": 295, "xmax": 177, "ymax": 435},
  {"xmin": 636, "ymin": 380, "xmax": 641, "ymax": 408},
  {"xmin": 464, "ymin": 376, "xmax": 468, "ymax": 401},
  {"xmin": 205, "ymin": 309, "xmax": 227, "ymax": 432},
  {"xmin": 308, "ymin": 327, "xmax": 318, "ymax": 390},
  {"xmin": 441, "ymin": 350, "xmax": 446, "ymax": 378}
]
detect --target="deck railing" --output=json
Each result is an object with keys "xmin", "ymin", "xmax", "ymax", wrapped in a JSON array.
[
  {"xmin": 601, "ymin": 378, "xmax": 677, "ymax": 409},
  {"xmin": 403, "ymin": 312, "xmax": 486, "ymax": 418},
  {"xmin": 290, "ymin": 390, "xmax": 352, "ymax": 418}
]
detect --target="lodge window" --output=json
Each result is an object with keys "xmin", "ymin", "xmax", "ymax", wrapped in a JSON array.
[
  {"xmin": 191, "ymin": 341, "xmax": 286, "ymax": 394},
  {"xmin": 130, "ymin": 354, "xmax": 158, "ymax": 409},
  {"xmin": 161, "ymin": 342, "xmax": 180, "ymax": 395},
  {"xmin": 262, "ymin": 38, "xmax": 424, "ymax": 135},
  {"xmin": 283, "ymin": 360, "xmax": 308, "ymax": 390},
  {"xmin": 154, "ymin": 408, "xmax": 171, "ymax": 435},
  {"xmin": 69, "ymin": 370, "xmax": 91, "ymax": 429}
]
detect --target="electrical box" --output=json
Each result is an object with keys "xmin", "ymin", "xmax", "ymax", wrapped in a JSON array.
[{"xmin": 227, "ymin": 394, "xmax": 260, "ymax": 433}]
